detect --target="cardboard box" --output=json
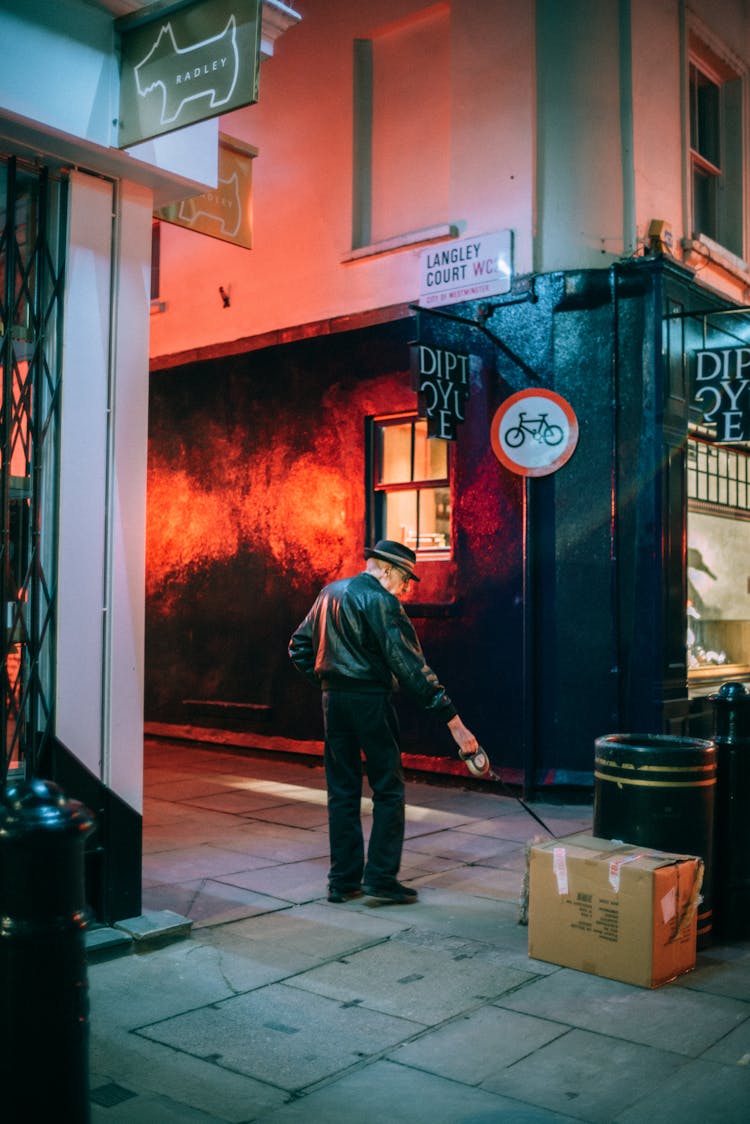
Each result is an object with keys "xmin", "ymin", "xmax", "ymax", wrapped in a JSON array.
[{"xmin": 528, "ymin": 834, "xmax": 703, "ymax": 988}]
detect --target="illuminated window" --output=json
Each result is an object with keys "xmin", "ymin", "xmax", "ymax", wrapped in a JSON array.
[
  {"xmin": 688, "ymin": 47, "xmax": 742, "ymax": 256},
  {"xmin": 370, "ymin": 415, "xmax": 451, "ymax": 555}
]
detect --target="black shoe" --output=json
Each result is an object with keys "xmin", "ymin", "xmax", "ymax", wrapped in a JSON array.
[
  {"xmin": 362, "ymin": 881, "xmax": 418, "ymax": 904},
  {"xmin": 327, "ymin": 886, "xmax": 363, "ymax": 903}
]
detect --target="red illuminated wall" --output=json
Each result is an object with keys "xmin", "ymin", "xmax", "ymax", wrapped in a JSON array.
[{"xmin": 146, "ymin": 315, "xmax": 525, "ymax": 760}]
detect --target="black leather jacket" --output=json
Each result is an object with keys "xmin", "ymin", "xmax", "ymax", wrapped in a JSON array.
[{"xmin": 288, "ymin": 571, "xmax": 457, "ymax": 722}]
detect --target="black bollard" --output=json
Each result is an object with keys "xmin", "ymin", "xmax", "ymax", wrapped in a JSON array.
[
  {"xmin": 0, "ymin": 778, "xmax": 95, "ymax": 1122},
  {"xmin": 710, "ymin": 682, "xmax": 750, "ymax": 941}
]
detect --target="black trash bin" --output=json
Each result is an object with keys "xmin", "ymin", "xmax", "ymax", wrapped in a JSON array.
[
  {"xmin": 0, "ymin": 778, "xmax": 95, "ymax": 1121},
  {"xmin": 593, "ymin": 733, "xmax": 717, "ymax": 947},
  {"xmin": 710, "ymin": 682, "xmax": 750, "ymax": 940}
]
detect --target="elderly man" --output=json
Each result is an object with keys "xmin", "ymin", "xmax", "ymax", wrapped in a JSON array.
[{"xmin": 289, "ymin": 539, "xmax": 478, "ymax": 904}]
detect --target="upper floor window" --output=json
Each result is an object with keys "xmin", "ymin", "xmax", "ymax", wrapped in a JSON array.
[
  {"xmin": 353, "ymin": 4, "xmax": 450, "ymax": 249},
  {"xmin": 688, "ymin": 46, "xmax": 743, "ymax": 258},
  {"xmin": 370, "ymin": 415, "xmax": 451, "ymax": 556}
]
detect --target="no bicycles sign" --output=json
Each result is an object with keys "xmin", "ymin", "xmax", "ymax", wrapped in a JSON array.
[{"xmin": 490, "ymin": 389, "xmax": 579, "ymax": 477}]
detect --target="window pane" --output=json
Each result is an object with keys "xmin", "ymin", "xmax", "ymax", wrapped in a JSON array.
[
  {"xmin": 417, "ymin": 487, "xmax": 451, "ymax": 550},
  {"xmin": 379, "ymin": 422, "xmax": 412, "ymax": 484},
  {"xmin": 690, "ymin": 65, "xmax": 720, "ymax": 166},
  {"xmin": 383, "ymin": 489, "xmax": 418, "ymax": 545},
  {"xmin": 692, "ymin": 162, "xmax": 717, "ymax": 240},
  {"xmin": 413, "ymin": 419, "xmax": 448, "ymax": 481}
]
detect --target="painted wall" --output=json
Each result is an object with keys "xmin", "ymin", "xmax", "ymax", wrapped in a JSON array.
[
  {"xmin": 148, "ymin": 0, "xmax": 750, "ymax": 363},
  {"xmin": 148, "ymin": 0, "xmax": 535, "ymax": 358},
  {"xmin": 0, "ymin": 0, "xmax": 116, "ymax": 146},
  {"xmin": 146, "ymin": 315, "xmax": 529, "ymax": 768},
  {"xmin": 535, "ymin": 0, "xmax": 626, "ymax": 270},
  {"xmin": 0, "ymin": 2, "xmax": 219, "ymax": 195}
]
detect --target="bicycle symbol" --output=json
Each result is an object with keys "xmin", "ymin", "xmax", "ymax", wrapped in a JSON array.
[{"xmin": 503, "ymin": 411, "xmax": 564, "ymax": 449}]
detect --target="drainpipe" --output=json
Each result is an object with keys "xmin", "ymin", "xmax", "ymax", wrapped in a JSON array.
[{"xmin": 609, "ymin": 264, "xmax": 622, "ymax": 730}]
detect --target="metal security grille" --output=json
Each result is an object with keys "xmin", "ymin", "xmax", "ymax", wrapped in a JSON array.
[
  {"xmin": 687, "ymin": 436, "xmax": 750, "ymax": 516},
  {"xmin": 1, "ymin": 157, "xmax": 66, "ymax": 783}
]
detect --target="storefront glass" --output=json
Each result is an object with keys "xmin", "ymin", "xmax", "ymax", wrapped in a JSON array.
[{"xmin": 687, "ymin": 437, "xmax": 750, "ymax": 685}]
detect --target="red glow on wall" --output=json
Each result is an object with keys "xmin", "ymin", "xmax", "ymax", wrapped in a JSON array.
[{"xmin": 146, "ymin": 428, "xmax": 356, "ymax": 609}]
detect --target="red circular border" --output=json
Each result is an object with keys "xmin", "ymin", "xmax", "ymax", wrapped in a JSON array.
[{"xmin": 490, "ymin": 389, "xmax": 579, "ymax": 477}]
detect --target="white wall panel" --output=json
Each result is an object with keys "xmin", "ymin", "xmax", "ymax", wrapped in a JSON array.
[
  {"xmin": 107, "ymin": 180, "xmax": 152, "ymax": 813},
  {"xmin": 57, "ymin": 171, "xmax": 112, "ymax": 776}
]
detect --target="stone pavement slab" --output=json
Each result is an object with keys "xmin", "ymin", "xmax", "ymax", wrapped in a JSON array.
[
  {"xmin": 286, "ymin": 931, "xmax": 534, "ymax": 1024},
  {"xmin": 612, "ymin": 1057, "xmax": 750, "ymax": 1123},
  {"xmin": 251, "ymin": 1057, "xmax": 581, "ymax": 1123},
  {"xmin": 89, "ymin": 1025, "xmax": 289, "ymax": 1123},
  {"xmin": 497, "ymin": 967, "xmax": 750, "ymax": 1055},
  {"xmin": 480, "ymin": 1026, "xmax": 688, "ymax": 1122},
  {"xmin": 389, "ymin": 1004, "xmax": 569, "ymax": 1079},
  {"xmin": 85, "ymin": 741, "xmax": 750, "ymax": 1123},
  {"xmin": 136, "ymin": 982, "xmax": 424, "ymax": 1090},
  {"xmin": 143, "ymin": 878, "xmax": 292, "ymax": 927}
]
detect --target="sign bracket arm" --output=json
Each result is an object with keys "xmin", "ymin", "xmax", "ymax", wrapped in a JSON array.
[{"xmin": 409, "ymin": 294, "xmax": 540, "ymax": 382}]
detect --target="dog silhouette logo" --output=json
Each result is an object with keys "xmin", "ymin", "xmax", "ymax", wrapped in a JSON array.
[
  {"xmin": 178, "ymin": 173, "xmax": 242, "ymax": 238},
  {"xmin": 133, "ymin": 15, "xmax": 239, "ymax": 126}
]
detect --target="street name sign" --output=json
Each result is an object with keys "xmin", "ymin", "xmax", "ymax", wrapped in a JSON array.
[{"xmin": 418, "ymin": 231, "xmax": 512, "ymax": 309}]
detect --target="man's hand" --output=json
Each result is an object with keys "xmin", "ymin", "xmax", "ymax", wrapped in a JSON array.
[{"xmin": 447, "ymin": 715, "xmax": 479, "ymax": 757}]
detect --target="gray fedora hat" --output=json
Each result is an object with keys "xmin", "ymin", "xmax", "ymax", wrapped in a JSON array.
[{"xmin": 364, "ymin": 539, "xmax": 420, "ymax": 581}]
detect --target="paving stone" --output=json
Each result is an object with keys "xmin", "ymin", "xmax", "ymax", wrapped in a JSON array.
[
  {"xmin": 612, "ymin": 1056, "xmax": 750, "ymax": 1123},
  {"xmin": 401, "ymin": 827, "xmax": 519, "ymax": 862},
  {"xmin": 416, "ymin": 861, "xmax": 523, "ymax": 900},
  {"xmin": 143, "ymin": 878, "xmax": 292, "ymax": 925},
  {"xmin": 286, "ymin": 935, "xmax": 533, "ymax": 1024},
  {"xmin": 252, "ymin": 1057, "xmax": 580, "ymax": 1123},
  {"xmin": 481, "ymin": 1026, "xmax": 687, "ymax": 1121},
  {"xmin": 389, "ymin": 1005, "xmax": 568, "ymax": 1081},
  {"xmin": 89, "ymin": 1026, "xmax": 287, "ymax": 1123},
  {"xmin": 214, "ymin": 822, "xmax": 331, "ymax": 863},
  {"xmin": 699, "ymin": 1013, "xmax": 750, "ymax": 1065},
  {"xmin": 142, "ymin": 844, "xmax": 274, "ymax": 883},
  {"xmin": 497, "ymin": 967, "xmax": 750, "ymax": 1055},
  {"xmin": 136, "ymin": 982, "xmax": 423, "ymax": 1091},
  {"xmin": 114, "ymin": 909, "xmax": 192, "ymax": 945},
  {"xmin": 85, "ymin": 926, "xmax": 132, "ymax": 957},
  {"xmin": 215, "ymin": 857, "xmax": 332, "ymax": 902}
]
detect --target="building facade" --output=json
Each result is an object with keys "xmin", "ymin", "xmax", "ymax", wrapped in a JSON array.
[
  {"xmin": 0, "ymin": 0, "xmax": 298, "ymax": 921},
  {"xmin": 146, "ymin": 0, "xmax": 750, "ymax": 798},
  {"xmin": 5, "ymin": 0, "xmax": 750, "ymax": 920}
]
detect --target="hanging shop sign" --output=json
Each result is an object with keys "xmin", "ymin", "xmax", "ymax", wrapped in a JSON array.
[
  {"xmin": 410, "ymin": 343, "xmax": 470, "ymax": 440},
  {"xmin": 155, "ymin": 135, "xmax": 256, "ymax": 248},
  {"xmin": 116, "ymin": 0, "xmax": 262, "ymax": 148},
  {"xmin": 490, "ymin": 389, "xmax": 579, "ymax": 477},
  {"xmin": 691, "ymin": 346, "xmax": 750, "ymax": 443},
  {"xmin": 418, "ymin": 231, "xmax": 512, "ymax": 309}
]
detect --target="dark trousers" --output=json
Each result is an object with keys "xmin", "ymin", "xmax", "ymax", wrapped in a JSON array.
[{"xmin": 321, "ymin": 690, "xmax": 405, "ymax": 891}]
